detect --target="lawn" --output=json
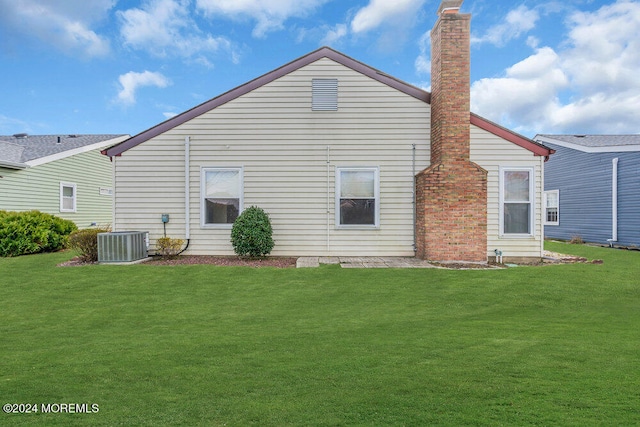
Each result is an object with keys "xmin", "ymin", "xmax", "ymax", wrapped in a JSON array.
[{"xmin": 1, "ymin": 242, "xmax": 639, "ymax": 426}]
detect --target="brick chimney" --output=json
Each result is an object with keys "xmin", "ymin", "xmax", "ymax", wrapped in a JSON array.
[{"xmin": 415, "ymin": 0, "xmax": 488, "ymax": 262}]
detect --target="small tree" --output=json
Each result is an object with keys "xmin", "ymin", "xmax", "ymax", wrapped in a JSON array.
[
  {"xmin": 230, "ymin": 206, "xmax": 274, "ymax": 257},
  {"xmin": 68, "ymin": 227, "xmax": 110, "ymax": 263}
]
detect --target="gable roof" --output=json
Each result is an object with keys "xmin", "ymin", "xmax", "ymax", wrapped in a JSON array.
[
  {"xmin": 103, "ymin": 46, "xmax": 552, "ymax": 159},
  {"xmin": 0, "ymin": 134, "xmax": 129, "ymax": 169},
  {"xmin": 534, "ymin": 134, "xmax": 640, "ymax": 153}
]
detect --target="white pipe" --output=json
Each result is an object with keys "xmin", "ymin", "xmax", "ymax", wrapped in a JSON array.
[
  {"xmin": 412, "ymin": 144, "xmax": 417, "ymax": 252},
  {"xmin": 111, "ymin": 156, "xmax": 117, "ymax": 231},
  {"xmin": 185, "ymin": 136, "xmax": 191, "ymax": 240},
  {"xmin": 327, "ymin": 145, "xmax": 330, "ymax": 252},
  {"xmin": 612, "ymin": 157, "xmax": 618, "ymax": 242}
]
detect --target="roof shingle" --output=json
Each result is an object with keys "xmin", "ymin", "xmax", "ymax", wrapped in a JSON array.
[{"xmin": 0, "ymin": 134, "xmax": 127, "ymax": 165}]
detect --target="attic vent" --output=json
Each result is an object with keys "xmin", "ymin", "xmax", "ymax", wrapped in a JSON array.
[
  {"xmin": 312, "ymin": 78, "xmax": 338, "ymax": 111},
  {"xmin": 68, "ymin": 134, "xmax": 78, "ymax": 138},
  {"xmin": 13, "ymin": 133, "xmax": 28, "ymax": 139}
]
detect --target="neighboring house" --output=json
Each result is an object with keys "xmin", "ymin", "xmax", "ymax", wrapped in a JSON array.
[
  {"xmin": 103, "ymin": 0, "xmax": 553, "ymax": 262},
  {"xmin": 536, "ymin": 134, "xmax": 640, "ymax": 247},
  {"xmin": 0, "ymin": 134, "xmax": 128, "ymax": 228}
]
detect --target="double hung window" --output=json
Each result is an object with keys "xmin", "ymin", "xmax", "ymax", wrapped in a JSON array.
[
  {"xmin": 336, "ymin": 167, "xmax": 379, "ymax": 228},
  {"xmin": 500, "ymin": 168, "xmax": 534, "ymax": 236},
  {"xmin": 544, "ymin": 190, "xmax": 559, "ymax": 225},
  {"xmin": 201, "ymin": 168, "xmax": 242, "ymax": 226},
  {"xmin": 59, "ymin": 182, "xmax": 76, "ymax": 213}
]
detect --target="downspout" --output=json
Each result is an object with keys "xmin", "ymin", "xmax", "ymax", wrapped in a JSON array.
[
  {"xmin": 609, "ymin": 158, "xmax": 619, "ymax": 246},
  {"xmin": 185, "ymin": 136, "xmax": 191, "ymax": 240},
  {"xmin": 111, "ymin": 156, "xmax": 117, "ymax": 231},
  {"xmin": 327, "ymin": 145, "xmax": 331, "ymax": 253},
  {"xmin": 177, "ymin": 136, "xmax": 191, "ymax": 255},
  {"xmin": 540, "ymin": 156, "xmax": 544, "ymax": 257},
  {"xmin": 412, "ymin": 144, "xmax": 417, "ymax": 253}
]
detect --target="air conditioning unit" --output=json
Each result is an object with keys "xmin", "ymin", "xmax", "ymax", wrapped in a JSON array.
[{"xmin": 98, "ymin": 231, "xmax": 149, "ymax": 263}]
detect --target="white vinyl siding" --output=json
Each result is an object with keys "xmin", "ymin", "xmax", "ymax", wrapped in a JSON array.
[
  {"xmin": 60, "ymin": 182, "xmax": 77, "ymax": 213},
  {"xmin": 544, "ymin": 190, "xmax": 559, "ymax": 225},
  {"xmin": 336, "ymin": 167, "xmax": 379, "ymax": 228},
  {"xmin": 470, "ymin": 125, "xmax": 544, "ymax": 259},
  {"xmin": 113, "ymin": 58, "xmax": 430, "ymax": 256},
  {"xmin": 0, "ymin": 149, "xmax": 113, "ymax": 228},
  {"xmin": 111, "ymin": 57, "xmax": 545, "ymax": 258}
]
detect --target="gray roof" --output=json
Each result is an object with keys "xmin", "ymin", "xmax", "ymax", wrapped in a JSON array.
[
  {"xmin": 0, "ymin": 134, "xmax": 127, "ymax": 165},
  {"xmin": 537, "ymin": 134, "xmax": 640, "ymax": 148}
]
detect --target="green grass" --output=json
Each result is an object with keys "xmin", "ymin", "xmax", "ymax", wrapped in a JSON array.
[{"xmin": 1, "ymin": 242, "xmax": 639, "ymax": 426}]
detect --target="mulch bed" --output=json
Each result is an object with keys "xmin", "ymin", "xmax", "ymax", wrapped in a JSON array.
[
  {"xmin": 58, "ymin": 255, "xmax": 297, "ymax": 268},
  {"xmin": 147, "ymin": 255, "xmax": 297, "ymax": 268}
]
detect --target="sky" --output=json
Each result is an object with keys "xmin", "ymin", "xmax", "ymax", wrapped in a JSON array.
[{"xmin": 1, "ymin": 0, "xmax": 639, "ymax": 139}]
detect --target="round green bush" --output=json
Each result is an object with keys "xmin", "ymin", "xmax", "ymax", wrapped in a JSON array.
[
  {"xmin": 230, "ymin": 206, "xmax": 274, "ymax": 257},
  {"xmin": 0, "ymin": 210, "xmax": 77, "ymax": 257}
]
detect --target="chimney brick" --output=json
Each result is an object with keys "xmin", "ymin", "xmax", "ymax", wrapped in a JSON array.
[{"xmin": 415, "ymin": 0, "xmax": 488, "ymax": 262}]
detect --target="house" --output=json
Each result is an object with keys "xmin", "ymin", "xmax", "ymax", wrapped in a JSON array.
[
  {"xmin": 103, "ymin": 0, "xmax": 553, "ymax": 262},
  {"xmin": 0, "ymin": 133, "xmax": 128, "ymax": 228},
  {"xmin": 535, "ymin": 134, "xmax": 640, "ymax": 247}
]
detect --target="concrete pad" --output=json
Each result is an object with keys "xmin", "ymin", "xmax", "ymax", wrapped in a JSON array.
[
  {"xmin": 99, "ymin": 257, "xmax": 152, "ymax": 265},
  {"xmin": 296, "ymin": 257, "xmax": 320, "ymax": 268}
]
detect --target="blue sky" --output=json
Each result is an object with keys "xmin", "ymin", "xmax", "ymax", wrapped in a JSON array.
[{"xmin": 1, "ymin": 0, "xmax": 638, "ymax": 138}]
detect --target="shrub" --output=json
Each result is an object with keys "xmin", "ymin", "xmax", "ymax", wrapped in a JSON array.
[
  {"xmin": 68, "ymin": 227, "xmax": 111, "ymax": 263},
  {"xmin": 156, "ymin": 237, "xmax": 185, "ymax": 257},
  {"xmin": 0, "ymin": 210, "xmax": 77, "ymax": 257},
  {"xmin": 230, "ymin": 206, "xmax": 274, "ymax": 257},
  {"xmin": 570, "ymin": 234, "xmax": 584, "ymax": 245}
]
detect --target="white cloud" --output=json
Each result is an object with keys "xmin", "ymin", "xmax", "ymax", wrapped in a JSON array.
[
  {"xmin": 414, "ymin": 30, "xmax": 431, "ymax": 76},
  {"xmin": 562, "ymin": 1, "xmax": 640, "ymax": 93},
  {"xmin": 471, "ymin": 1, "xmax": 640, "ymax": 135},
  {"xmin": 196, "ymin": 0, "xmax": 331, "ymax": 38},
  {"xmin": 116, "ymin": 71, "xmax": 171, "ymax": 106},
  {"xmin": 321, "ymin": 24, "xmax": 348, "ymax": 46},
  {"xmin": 118, "ymin": 0, "xmax": 236, "ymax": 61},
  {"xmin": 351, "ymin": 0, "xmax": 426, "ymax": 34},
  {"xmin": 471, "ymin": 47, "xmax": 568, "ymax": 132},
  {"xmin": 0, "ymin": 0, "xmax": 112, "ymax": 57},
  {"xmin": 472, "ymin": 5, "xmax": 539, "ymax": 46}
]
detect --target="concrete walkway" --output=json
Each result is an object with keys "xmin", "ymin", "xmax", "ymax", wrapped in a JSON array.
[{"xmin": 296, "ymin": 256, "xmax": 437, "ymax": 268}]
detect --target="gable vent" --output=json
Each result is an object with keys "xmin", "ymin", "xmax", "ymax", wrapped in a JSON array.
[{"xmin": 312, "ymin": 78, "xmax": 338, "ymax": 111}]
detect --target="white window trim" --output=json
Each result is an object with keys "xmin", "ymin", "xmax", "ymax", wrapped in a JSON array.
[
  {"xmin": 499, "ymin": 166, "xmax": 535, "ymax": 237},
  {"xmin": 544, "ymin": 189, "xmax": 559, "ymax": 226},
  {"xmin": 200, "ymin": 167, "xmax": 244, "ymax": 229},
  {"xmin": 59, "ymin": 182, "xmax": 77, "ymax": 213},
  {"xmin": 335, "ymin": 166, "xmax": 380, "ymax": 229}
]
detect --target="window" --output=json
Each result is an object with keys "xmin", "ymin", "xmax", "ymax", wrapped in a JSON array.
[
  {"xmin": 60, "ymin": 182, "xmax": 76, "ymax": 213},
  {"xmin": 336, "ymin": 167, "xmax": 379, "ymax": 228},
  {"xmin": 201, "ymin": 168, "xmax": 243, "ymax": 227},
  {"xmin": 544, "ymin": 190, "xmax": 559, "ymax": 225},
  {"xmin": 312, "ymin": 78, "xmax": 338, "ymax": 111},
  {"xmin": 500, "ymin": 168, "xmax": 534, "ymax": 236}
]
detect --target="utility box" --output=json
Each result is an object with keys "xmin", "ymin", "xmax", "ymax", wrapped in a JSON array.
[{"xmin": 98, "ymin": 231, "xmax": 149, "ymax": 263}]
